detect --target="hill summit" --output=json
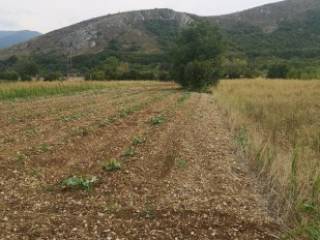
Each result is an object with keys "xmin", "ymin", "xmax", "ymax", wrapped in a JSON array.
[{"xmin": 0, "ymin": 9, "xmax": 192, "ymax": 59}]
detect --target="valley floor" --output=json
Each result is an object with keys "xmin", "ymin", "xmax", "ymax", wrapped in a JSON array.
[{"xmin": 0, "ymin": 82, "xmax": 280, "ymax": 239}]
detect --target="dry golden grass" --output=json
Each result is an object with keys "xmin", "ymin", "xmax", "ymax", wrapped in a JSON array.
[{"xmin": 215, "ymin": 79, "xmax": 320, "ymax": 237}]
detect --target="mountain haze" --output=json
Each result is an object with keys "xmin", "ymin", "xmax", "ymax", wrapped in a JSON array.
[{"xmin": 0, "ymin": 30, "xmax": 41, "ymax": 49}]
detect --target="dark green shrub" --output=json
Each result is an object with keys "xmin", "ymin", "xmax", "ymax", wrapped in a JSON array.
[
  {"xmin": 85, "ymin": 70, "xmax": 105, "ymax": 81},
  {"xmin": 43, "ymin": 72, "xmax": 63, "ymax": 81},
  {"xmin": 184, "ymin": 60, "xmax": 220, "ymax": 90},
  {"xmin": 139, "ymin": 71, "xmax": 155, "ymax": 80},
  {"xmin": 0, "ymin": 71, "xmax": 19, "ymax": 81},
  {"xmin": 158, "ymin": 71, "xmax": 170, "ymax": 81},
  {"xmin": 15, "ymin": 59, "xmax": 39, "ymax": 78},
  {"xmin": 20, "ymin": 74, "xmax": 32, "ymax": 81},
  {"xmin": 267, "ymin": 64, "xmax": 290, "ymax": 79}
]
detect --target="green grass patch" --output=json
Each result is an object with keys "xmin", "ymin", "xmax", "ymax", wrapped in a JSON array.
[
  {"xmin": 150, "ymin": 115, "xmax": 166, "ymax": 125},
  {"xmin": 103, "ymin": 159, "xmax": 121, "ymax": 172},
  {"xmin": 177, "ymin": 92, "xmax": 191, "ymax": 104},
  {"xmin": 0, "ymin": 82, "xmax": 107, "ymax": 101},
  {"xmin": 122, "ymin": 147, "xmax": 136, "ymax": 157},
  {"xmin": 61, "ymin": 176, "xmax": 98, "ymax": 191},
  {"xmin": 176, "ymin": 158, "xmax": 188, "ymax": 169},
  {"xmin": 132, "ymin": 136, "xmax": 146, "ymax": 145}
]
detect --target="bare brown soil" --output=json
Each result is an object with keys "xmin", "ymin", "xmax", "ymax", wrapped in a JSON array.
[{"xmin": 0, "ymin": 83, "xmax": 281, "ymax": 239}]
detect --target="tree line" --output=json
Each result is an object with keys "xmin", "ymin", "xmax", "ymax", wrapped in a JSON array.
[{"xmin": 1, "ymin": 19, "xmax": 320, "ymax": 86}]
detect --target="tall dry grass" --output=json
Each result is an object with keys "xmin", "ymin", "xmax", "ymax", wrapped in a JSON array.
[{"xmin": 215, "ymin": 79, "xmax": 320, "ymax": 238}]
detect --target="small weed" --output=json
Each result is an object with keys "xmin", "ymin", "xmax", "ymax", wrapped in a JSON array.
[
  {"xmin": 142, "ymin": 204, "xmax": 156, "ymax": 219},
  {"xmin": 61, "ymin": 176, "xmax": 98, "ymax": 191},
  {"xmin": 25, "ymin": 128, "xmax": 37, "ymax": 137},
  {"xmin": 122, "ymin": 147, "xmax": 136, "ymax": 157},
  {"xmin": 288, "ymin": 148, "xmax": 299, "ymax": 205},
  {"xmin": 103, "ymin": 159, "xmax": 121, "ymax": 172},
  {"xmin": 15, "ymin": 152, "xmax": 27, "ymax": 164},
  {"xmin": 71, "ymin": 127, "xmax": 90, "ymax": 137},
  {"xmin": 312, "ymin": 132, "xmax": 320, "ymax": 153},
  {"xmin": 132, "ymin": 136, "xmax": 146, "ymax": 145},
  {"xmin": 30, "ymin": 168, "xmax": 41, "ymax": 178},
  {"xmin": 60, "ymin": 113, "xmax": 82, "ymax": 122},
  {"xmin": 98, "ymin": 116, "xmax": 117, "ymax": 127},
  {"xmin": 104, "ymin": 202, "xmax": 121, "ymax": 213},
  {"xmin": 37, "ymin": 143, "xmax": 52, "ymax": 153},
  {"xmin": 119, "ymin": 108, "xmax": 134, "ymax": 118},
  {"xmin": 235, "ymin": 127, "xmax": 249, "ymax": 151},
  {"xmin": 176, "ymin": 158, "xmax": 188, "ymax": 169},
  {"xmin": 177, "ymin": 92, "xmax": 191, "ymax": 104},
  {"xmin": 150, "ymin": 115, "xmax": 166, "ymax": 125},
  {"xmin": 3, "ymin": 137, "xmax": 15, "ymax": 144}
]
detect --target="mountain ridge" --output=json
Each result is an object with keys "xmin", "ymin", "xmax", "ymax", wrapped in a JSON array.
[
  {"xmin": 0, "ymin": 0, "xmax": 319, "ymax": 62},
  {"xmin": 0, "ymin": 30, "xmax": 41, "ymax": 49},
  {"xmin": 0, "ymin": 9, "xmax": 193, "ymax": 59}
]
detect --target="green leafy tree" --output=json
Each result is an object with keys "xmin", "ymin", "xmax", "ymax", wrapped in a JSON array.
[
  {"xmin": 43, "ymin": 72, "xmax": 64, "ymax": 81},
  {"xmin": 171, "ymin": 21, "xmax": 224, "ymax": 90},
  {"xmin": 0, "ymin": 71, "xmax": 19, "ymax": 81},
  {"xmin": 103, "ymin": 57, "xmax": 120, "ymax": 79},
  {"xmin": 267, "ymin": 63, "xmax": 290, "ymax": 79},
  {"xmin": 85, "ymin": 69, "xmax": 105, "ymax": 81},
  {"xmin": 14, "ymin": 58, "xmax": 39, "ymax": 81}
]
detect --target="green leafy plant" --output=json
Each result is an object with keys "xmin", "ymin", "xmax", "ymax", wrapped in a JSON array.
[
  {"xmin": 132, "ymin": 136, "xmax": 146, "ymax": 145},
  {"xmin": 15, "ymin": 152, "xmax": 27, "ymax": 164},
  {"xmin": 176, "ymin": 158, "xmax": 188, "ymax": 169},
  {"xmin": 150, "ymin": 115, "xmax": 166, "ymax": 125},
  {"xmin": 37, "ymin": 143, "xmax": 52, "ymax": 153},
  {"xmin": 122, "ymin": 147, "xmax": 136, "ymax": 157},
  {"xmin": 61, "ymin": 176, "xmax": 98, "ymax": 191},
  {"xmin": 235, "ymin": 127, "xmax": 249, "ymax": 151},
  {"xmin": 103, "ymin": 159, "xmax": 121, "ymax": 172}
]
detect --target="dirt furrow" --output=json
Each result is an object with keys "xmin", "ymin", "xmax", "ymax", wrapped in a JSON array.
[
  {"xmin": 0, "ymin": 89, "xmax": 172, "ymax": 164},
  {"xmin": 0, "ymin": 90, "xmax": 184, "ymax": 217}
]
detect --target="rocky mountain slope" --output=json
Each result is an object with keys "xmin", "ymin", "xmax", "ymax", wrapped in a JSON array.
[
  {"xmin": 0, "ymin": 0, "xmax": 319, "ymax": 60},
  {"xmin": 0, "ymin": 9, "xmax": 192, "ymax": 59}
]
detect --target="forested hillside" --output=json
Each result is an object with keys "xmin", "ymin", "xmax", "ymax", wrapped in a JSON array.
[{"xmin": 1, "ymin": 0, "xmax": 320, "ymax": 80}]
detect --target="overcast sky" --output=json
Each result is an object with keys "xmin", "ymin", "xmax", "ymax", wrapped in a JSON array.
[{"xmin": 0, "ymin": 0, "xmax": 282, "ymax": 33}]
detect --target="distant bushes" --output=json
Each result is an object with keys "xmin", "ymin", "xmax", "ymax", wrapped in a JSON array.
[
  {"xmin": 85, "ymin": 69, "xmax": 164, "ymax": 81},
  {"xmin": 267, "ymin": 63, "xmax": 290, "ymax": 79},
  {"xmin": 0, "ymin": 57, "xmax": 39, "ymax": 81},
  {"xmin": 0, "ymin": 71, "xmax": 19, "ymax": 81},
  {"xmin": 84, "ymin": 56, "xmax": 171, "ymax": 81},
  {"xmin": 43, "ymin": 72, "xmax": 64, "ymax": 81}
]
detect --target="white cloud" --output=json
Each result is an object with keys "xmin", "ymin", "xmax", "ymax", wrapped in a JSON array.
[{"xmin": 0, "ymin": 0, "xmax": 282, "ymax": 33}]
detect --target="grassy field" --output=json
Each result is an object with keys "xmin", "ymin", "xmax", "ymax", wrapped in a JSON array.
[
  {"xmin": 0, "ymin": 80, "xmax": 171, "ymax": 100},
  {"xmin": 215, "ymin": 79, "xmax": 320, "ymax": 239}
]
